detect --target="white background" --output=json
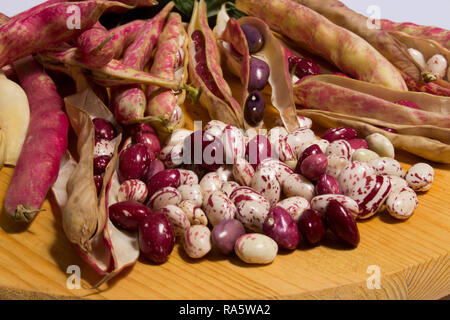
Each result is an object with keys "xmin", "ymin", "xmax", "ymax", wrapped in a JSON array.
[{"xmin": 1, "ymin": 0, "xmax": 450, "ymax": 30}]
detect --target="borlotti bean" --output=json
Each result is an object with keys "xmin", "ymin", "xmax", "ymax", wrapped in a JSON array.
[
  {"xmin": 326, "ymin": 155, "xmax": 349, "ymax": 178},
  {"xmin": 221, "ymin": 181, "xmax": 240, "ymax": 197},
  {"xmin": 117, "ymin": 179, "xmax": 148, "ymax": 203},
  {"xmin": 250, "ymin": 166, "xmax": 281, "ymax": 207},
  {"xmin": 310, "ymin": 194, "xmax": 359, "ymax": 219},
  {"xmin": 147, "ymin": 187, "xmax": 182, "ymax": 210},
  {"xmin": 203, "ymin": 191, "xmax": 237, "ymax": 226},
  {"xmin": 405, "ymin": 163, "xmax": 435, "ymax": 192},
  {"xmin": 386, "ymin": 187, "xmax": 418, "ymax": 220},
  {"xmin": 388, "ymin": 175, "xmax": 409, "ymax": 194},
  {"xmin": 286, "ymin": 128, "xmax": 317, "ymax": 158},
  {"xmin": 425, "ymin": 54, "xmax": 447, "ymax": 80},
  {"xmin": 326, "ymin": 140, "xmax": 353, "ymax": 160},
  {"xmin": 216, "ymin": 165, "xmax": 234, "ymax": 182},
  {"xmin": 230, "ymin": 187, "xmax": 271, "ymax": 232},
  {"xmin": 311, "ymin": 138, "xmax": 330, "ymax": 154},
  {"xmin": 183, "ymin": 225, "xmax": 212, "ymax": 259},
  {"xmin": 159, "ymin": 143, "xmax": 184, "ymax": 168},
  {"xmin": 338, "ymin": 161, "xmax": 375, "ymax": 195},
  {"xmin": 351, "ymin": 148, "xmax": 380, "ymax": 162},
  {"xmin": 222, "ymin": 125, "xmax": 246, "ymax": 164},
  {"xmin": 350, "ymin": 175, "xmax": 392, "ymax": 219},
  {"xmin": 234, "ymin": 233, "xmax": 278, "ymax": 264},
  {"xmin": 268, "ymin": 126, "xmax": 296, "ymax": 164},
  {"xmin": 156, "ymin": 205, "xmax": 190, "ymax": 236},
  {"xmin": 199, "ymin": 172, "xmax": 223, "ymax": 195},
  {"xmin": 282, "ymin": 173, "xmax": 315, "ymax": 201},
  {"xmin": 165, "ymin": 128, "xmax": 193, "ymax": 146},
  {"xmin": 276, "ymin": 196, "xmax": 310, "ymax": 222},
  {"xmin": 179, "ymin": 200, "xmax": 208, "ymax": 226},
  {"xmin": 94, "ymin": 139, "xmax": 115, "ymax": 158},
  {"xmin": 366, "ymin": 133, "xmax": 395, "ymax": 158},
  {"xmin": 178, "ymin": 169, "xmax": 199, "ymax": 185},
  {"xmin": 177, "ymin": 184, "xmax": 203, "ymax": 206},
  {"xmin": 369, "ymin": 157, "xmax": 405, "ymax": 177},
  {"xmin": 204, "ymin": 120, "xmax": 227, "ymax": 138},
  {"xmin": 233, "ymin": 157, "xmax": 255, "ymax": 186},
  {"xmin": 257, "ymin": 158, "xmax": 294, "ymax": 185}
]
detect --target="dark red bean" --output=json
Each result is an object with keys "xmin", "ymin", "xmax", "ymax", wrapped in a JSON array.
[
  {"xmin": 93, "ymin": 155, "xmax": 111, "ymax": 175},
  {"xmin": 145, "ymin": 159, "xmax": 165, "ymax": 182},
  {"xmin": 263, "ymin": 206, "xmax": 300, "ymax": 250},
  {"xmin": 124, "ymin": 123, "xmax": 156, "ymax": 138},
  {"xmin": 118, "ymin": 143, "xmax": 151, "ymax": 183},
  {"xmin": 244, "ymin": 91, "xmax": 266, "ymax": 126},
  {"xmin": 93, "ymin": 118, "xmax": 116, "ymax": 141},
  {"xmin": 109, "ymin": 200, "xmax": 152, "ymax": 231},
  {"xmin": 138, "ymin": 213, "xmax": 175, "ymax": 264},
  {"xmin": 297, "ymin": 209, "xmax": 326, "ymax": 245},
  {"xmin": 146, "ymin": 169, "xmax": 181, "ymax": 198},
  {"xmin": 134, "ymin": 131, "xmax": 161, "ymax": 156},
  {"xmin": 296, "ymin": 144, "xmax": 323, "ymax": 174},
  {"xmin": 288, "ymin": 56, "xmax": 321, "ymax": 79},
  {"xmin": 321, "ymin": 127, "xmax": 358, "ymax": 142},
  {"xmin": 300, "ymin": 153, "xmax": 328, "ymax": 181},
  {"xmin": 325, "ymin": 200, "xmax": 360, "ymax": 247},
  {"xmin": 377, "ymin": 126, "xmax": 398, "ymax": 134},
  {"xmin": 347, "ymin": 138, "xmax": 368, "ymax": 150},
  {"xmin": 94, "ymin": 175, "xmax": 103, "ymax": 195},
  {"xmin": 212, "ymin": 219, "xmax": 246, "ymax": 255},
  {"xmin": 316, "ymin": 174, "xmax": 343, "ymax": 195}
]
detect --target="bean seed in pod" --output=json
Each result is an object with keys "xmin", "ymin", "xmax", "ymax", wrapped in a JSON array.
[
  {"xmin": 109, "ymin": 200, "xmax": 153, "ymax": 231},
  {"xmin": 184, "ymin": 130, "xmax": 224, "ymax": 171},
  {"xmin": 240, "ymin": 24, "xmax": 264, "ymax": 53},
  {"xmin": 138, "ymin": 213, "xmax": 175, "ymax": 264},
  {"xmin": 94, "ymin": 175, "xmax": 103, "ymax": 195},
  {"xmin": 288, "ymin": 56, "xmax": 321, "ymax": 79},
  {"xmin": 246, "ymin": 134, "xmax": 271, "ymax": 169},
  {"xmin": 297, "ymin": 209, "xmax": 326, "ymax": 245},
  {"xmin": 263, "ymin": 206, "xmax": 300, "ymax": 250},
  {"xmin": 93, "ymin": 155, "xmax": 111, "ymax": 175},
  {"xmin": 321, "ymin": 127, "xmax": 358, "ymax": 143},
  {"xmin": 212, "ymin": 219, "xmax": 246, "ymax": 255},
  {"xmin": 248, "ymin": 57, "xmax": 270, "ymax": 91},
  {"xmin": 296, "ymin": 144, "xmax": 323, "ymax": 173},
  {"xmin": 325, "ymin": 200, "xmax": 360, "ymax": 247},
  {"xmin": 124, "ymin": 123, "xmax": 156, "ymax": 138},
  {"xmin": 244, "ymin": 91, "xmax": 266, "ymax": 127},
  {"xmin": 118, "ymin": 143, "xmax": 151, "ymax": 183},
  {"xmin": 377, "ymin": 126, "xmax": 398, "ymax": 134},
  {"xmin": 146, "ymin": 169, "xmax": 181, "ymax": 198},
  {"xmin": 93, "ymin": 118, "xmax": 116, "ymax": 141},
  {"xmin": 316, "ymin": 174, "xmax": 343, "ymax": 195},
  {"xmin": 133, "ymin": 131, "xmax": 161, "ymax": 156},
  {"xmin": 300, "ymin": 153, "xmax": 328, "ymax": 181}
]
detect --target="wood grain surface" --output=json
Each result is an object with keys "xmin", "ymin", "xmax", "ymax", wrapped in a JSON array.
[{"xmin": 0, "ymin": 83, "xmax": 449, "ymax": 300}]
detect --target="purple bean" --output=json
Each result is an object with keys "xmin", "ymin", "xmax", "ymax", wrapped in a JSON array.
[
  {"xmin": 211, "ymin": 219, "xmax": 246, "ymax": 255},
  {"xmin": 300, "ymin": 154, "xmax": 328, "ymax": 181},
  {"xmin": 296, "ymin": 144, "xmax": 323, "ymax": 174},
  {"xmin": 263, "ymin": 206, "xmax": 300, "ymax": 250}
]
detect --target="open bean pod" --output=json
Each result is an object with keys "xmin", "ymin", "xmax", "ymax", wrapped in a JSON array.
[
  {"xmin": 187, "ymin": 0, "xmax": 243, "ymax": 128},
  {"xmin": 60, "ymin": 88, "xmax": 139, "ymax": 281},
  {"xmin": 214, "ymin": 5, "xmax": 299, "ymax": 132}
]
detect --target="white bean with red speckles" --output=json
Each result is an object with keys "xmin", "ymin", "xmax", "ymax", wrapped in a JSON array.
[
  {"xmin": 204, "ymin": 120, "xmax": 227, "ymax": 138},
  {"xmin": 157, "ymin": 204, "xmax": 190, "ymax": 236},
  {"xmin": 222, "ymin": 125, "xmax": 246, "ymax": 164},
  {"xmin": 234, "ymin": 233, "xmax": 278, "ymax": 264},
  {"xmin": 199, "ymin": 172, "xmax": 223, "ymax": 195},
  {"xmin": 216, "ymin": 165, "xmax": 233, "ymax": 182},
  {"xmin": 117, "ymin": 179, "xmax": 148, "ymax": 203},
  {"xmin": 388, "ymin": 175, "xmax": 409, "ymax": 194},
  {"xmin": 369, "ymin": 157, "xmax": 405, "ymax": 177},
  {"xmin": 338, "ymin": 161, "xmax": 375, "ymax": 195},
  {"xmin": 326, "ymin": 155, "xmax": 349, "ymax": 178},
  {"xmin": 352, "ymin": 148, "xmax": 379, "ymax": 162},
  {"xmin": 326, "ymin": 140, "xmax": 352, "ymax": 160},
  {"xmin": 311, "ymin": 194, "xmax": 359, "ymax": 218},
  {"xmin": 250, "ymin": 166, "xmax": 281, "ymax": 207},
  {"xmin": 202, "ymin": 191, "xmax": 237, "ymax": 226},
  {"xmin": 230, "ymin": 187, "xmax": 271, "ymax": 232},
  {"xmin": 221, "ymin": 181, "xmax": 240, "ymax": 197},
  {"xmin": 276, "ymin": 196, "xmax": 310, "ymax": 222},
  {"xmin": 94, "ymin": 139, "xmax": 114, "ymax": 157},
  {"xmin": 233, "ymin": 157, "xmax": 255, "ymax": 186},
  {"xmin": 282, "ymin": 174, "xmax": 315, "ymax": 201},
  {"xmin": 160, "ymin": 143, "xmax": 183, "ymax": 168},
  {"xmin": 425, "ymin": 54, "xmax": 447, "ymax": 79},
  {"xmin": 183, "ymin": 225, "xmax": 212, "ymax": 258},
  {"xmin": 256, "ymin": 158, "xmax": 294, "ymax": 185},
  {"xmin": 179, "ymin": 200, "xmax": 208, "ymax": 226},
  {"xmin": 165, "ymin": 128, "xmax": 193, "ymax": 146},
  {"xmin": 350, "ymin": 175, "xmax": 392, "ymax": 219},
  {"xmin": 177, "ymin": 184, "xmax": 203, "ymax": 206},
  {"xmin": 386, "ymin": 187, "xmax": 418, "ymax": 220},
  {"xmin": 178, "ymin": 169, "xmax": 199, "ymax": 185},
  {"xmin": 366, "ymin": 133, "xmax": 395, "ymax": 158},
  {"xmin": 286, "ymin": 128, "xmax": 316, "ymax": 158},
  {"xmin": 268, "ymin": 127, "xmax": 295, "ymax": 163},
  {"xmin": 147, "ymin": 187, "xmax": 182, "ymax": 210},
  {"xmin": 405, "ymin": 163, "xmax": 434, "ymax": 192}
]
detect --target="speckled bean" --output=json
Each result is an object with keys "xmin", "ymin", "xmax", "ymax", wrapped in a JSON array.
[
  {"xmin": 388, "ymin": 175, "xmax": 409, "ymax": 194},
  {"xmin": 256, "ymin": 158, "xmax": 294, "ymax": 185},
  {"xmin": 221, "ymin": 181, "xmax": 241, "ymax": 198},
  {"xmin": 165, "ymin": 128, "xmax": 193, "ymax": 146},
  {"xmin": 147, "ymin": 187, "xmax": 182, "ymax": 210},
  {"xmin": 177, "ymin": 184, "xmax": 203, "ymax": 206},
  {"xmin": 179, "ymin": 200, "xmax": 208, "ymax": 226},
  {"xmin": 117, "ymin": 179, "xmax": 148, "ymax": 203},
  {"xmin": 326, "ymin": 155, "xmax": 349, "ymax": 178},
  {"xmin": 203, "ymin": 191, "xmax": 237, "ymax": 226},
  {"xmin": 386, "ymin": 187, "xmax": 418, "ymax": 220},
  {"xmin": 405, "ymin": 163, "xmax": 434, "ymax": 192},
  {"xmin": 183, "ymin": 225, "xmax": 212, "ymax": 258},
  {"xmin": 250, "ymin": 166, "xmax": 281, "ymax": 207},
  {"xmin": 199, "ymin": 172, "xmax": 223, "ymax": 195},
  {"xmin": 369, "ymin": 157, "xmax": 405, "ymax": 177},
  {"xmin": 178, "ymin": 169, "xmax": 199, "ymax": 185},
  {"xmin": 230, "ymin": 187, "xmax": 271, "ymax": 232},
  {"xmin": 282, "ymin": 174, "xmax": 315, "ymax": 201},
  {"xmin": 222, "ymin": 125, "xmax": 246, "ymax": 164},
  {"xmin": 156, "ymin": 204, "xmax": 190, "ymax": 236},
  {"xmin": 234, "ymin": 233, "xmax": 278, "ymax": 264},
  {"xmin": 351, "ymin": 148, "xmax": 380, "ymax": 162},
  {"xmin": 286, "ymin": 128, "xmax": 316, "ymax": 158},
  {"xmin": 310, "ymin": 194, "xmax": 359, "ymax": 218},
  {"xmin": 350, "ymin": 175, "xmax": 391, "ymax": 219},
  {"xmin": 233, "ymin": 157, "xmax": 255, "ymax": 186},
  {"xmin": 275, "ymin": 196, "xmax": 310, "ymax": 223},
  {"xmin": 326, "ymin": 140, "xmax": 352, "ymax": 160},
  {"xmin": 216, "ymin": 165, "xmax": 233, "ymax": 182},
  {"xmin": 159, "ymin": 143, "xmax": 184, "ymax": 168},
  {"xmin": 338, "ymin": 161, "xmax": 375, "ymax": 195}
]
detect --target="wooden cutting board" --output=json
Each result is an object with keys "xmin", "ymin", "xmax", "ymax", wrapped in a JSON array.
[{"xmin": 0, "ymin": 93, "xmax": 449, "ymax": 300}]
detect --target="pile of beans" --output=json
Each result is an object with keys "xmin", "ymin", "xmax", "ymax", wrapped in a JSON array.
[{"xmin": 106, "ymin": 118, "xmax": 434, "ymax": 265}]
